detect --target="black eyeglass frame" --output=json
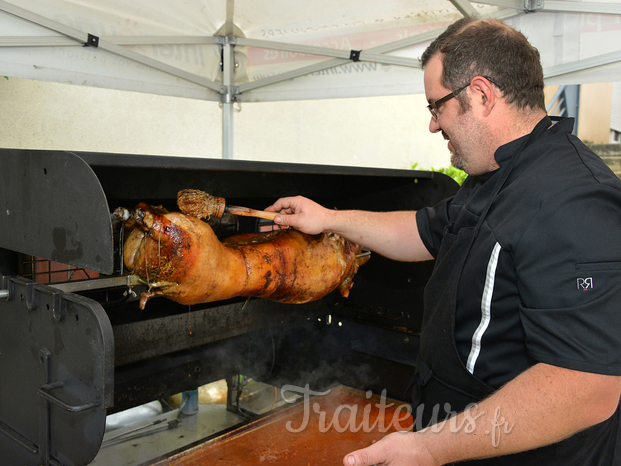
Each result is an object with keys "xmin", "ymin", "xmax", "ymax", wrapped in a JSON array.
[{"xmin": 427, "ymin": 76, "xmax": 501, "ymax": 120}]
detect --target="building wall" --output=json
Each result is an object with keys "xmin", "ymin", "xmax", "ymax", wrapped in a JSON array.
[
  {"xmin": 545, "ymin": 83, "xmax": 615, "ymax": 144},
  {"xmin": 0, "ymin": 77, "xmax": 451, "ymax": 171},
  {"xmin": 577, "ymin": 83, "xmax": 613, "ymax": 144},
  {"xmin": 4, "ymin": 76, "xmax": 617, "ymax": 173}
]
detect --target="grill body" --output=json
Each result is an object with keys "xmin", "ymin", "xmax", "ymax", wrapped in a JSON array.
[{"xmin": 0, "ymin": 148, "xmax": 458, "ymax": 465}]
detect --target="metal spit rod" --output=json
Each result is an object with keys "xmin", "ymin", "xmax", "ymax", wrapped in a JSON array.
[{"xmin": 47, "ymin": 275, "xmax": 142, "ymax": 293}]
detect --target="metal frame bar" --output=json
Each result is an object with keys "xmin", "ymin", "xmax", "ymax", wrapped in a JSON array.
[
  {"xmin": 1, "ymin": 30, "xmax": 428, "ymax": 94},
  {"xmin": 235, "ymin": 37, "xmax": 422, "ymax": 68},
  {"xmin": 0, "ymin": 36, "xmax": 74, "ymax": 47},
  {"xmin": 0, "ymin": 0, "xmax": 222, "ymax": 93},
  {"xmin": 222, "ymin": 38, "xmax": 236, "ymax": 160},
  {"xmin": 0, "ymin": 0, "xmax": 524, "ymax": 98},
  {"xmin": 450, "ymin": 0, "xmax": 479, "ymax": 17},
  {"xmin": 477, "ymin": 0, "xmax": 621, "ymax": 15},
  {"xmin": 542, "ymin": 0, "xmax": 621, "ymax": 15},
  {"xmin": 236, "ymin": 6, "xmax": 521, "ymax": 94},
  {"xmin": 544, "ymin": 49, "xmax": 621, "ymax": 78},
  {"xmin": 102, "ymin": 36, "xmax": 221, "ymax": 46},
  {"xmin": 0, "ymin": 35, "xmax": 221, "ymax": 47},
  {"xmin": 236, "ymin": 28, "xmax": 445, "ymax": 94},
  {"xmin": 0, "ymin": 0, "xmax": 84, "ymax": 43}
]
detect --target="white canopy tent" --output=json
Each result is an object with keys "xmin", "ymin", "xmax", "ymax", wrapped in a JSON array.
[{"xmin": 1, "ymin": 0, "xmax": 621, "ymax": 159}]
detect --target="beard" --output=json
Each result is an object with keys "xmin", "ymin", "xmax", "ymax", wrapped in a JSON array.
[
  {"xmin": 449, "ymin": 144, "xmax": 467, "ymax": 172},
  {"xmin": 445, "ymin": 97, "xmax": 480, "ymax": 175},
  {"xmin": 443, "ymin": 107, "xmax": 490, "ymax": 176},
  {"xmin": 449, "ymin": 134, "xmax": 497, "ymax": 176},
  {"xmin": 445, "ymin": 133, "xmax": 469, "ymax": 173}
]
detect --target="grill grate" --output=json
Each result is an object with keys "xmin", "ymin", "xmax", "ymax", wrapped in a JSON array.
[{"xmin": 18, "ymin": 255, "xmax": 100, "ymax": 285}]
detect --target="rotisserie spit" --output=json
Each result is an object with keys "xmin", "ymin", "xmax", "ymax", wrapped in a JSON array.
[{"xmin": 114, "ymin": 201, "xmax": 370, "ymax": 310}]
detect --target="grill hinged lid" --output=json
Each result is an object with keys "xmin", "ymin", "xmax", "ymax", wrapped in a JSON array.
[
  {"xmin": 0, "ymin": 275, "xmax": 114, "ymax": 466},
  {"xmin": 0, "ymin": 149, "xmax": 114, "ymax": 274}
]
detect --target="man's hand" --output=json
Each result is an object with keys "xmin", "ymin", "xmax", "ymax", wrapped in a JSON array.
[
  {"xmin": 343, "ymin": 364, "xmax": 621, "ymax": 465},
  {"xmin": 265, "ymin": 196, "xmax": 332, "ymax": 235},
  {"xmin": 266, "ymin": 196, "xmax": 432, "ymax": 262},
  {"xmin": 343, "ymin": 431, "xmax": 438, "ymax": 466}
]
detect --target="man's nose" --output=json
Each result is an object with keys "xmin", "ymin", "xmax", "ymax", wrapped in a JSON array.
[{"xmin": 429, "ymin": 117, "xmax": 441, "ymax": 134}]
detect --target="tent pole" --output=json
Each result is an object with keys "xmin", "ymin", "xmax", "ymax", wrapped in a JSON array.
[{"xmin": 221, "ymin": 39, "xmax": 235, "ymax": 160}]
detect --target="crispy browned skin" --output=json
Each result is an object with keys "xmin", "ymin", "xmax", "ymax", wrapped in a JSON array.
[{"xmin": 114, "ymin": 203, "xmax": 369, "ymax": 309}]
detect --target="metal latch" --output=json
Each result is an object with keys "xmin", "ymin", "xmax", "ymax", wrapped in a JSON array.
[{"xmin": 525, "ymin": 0, "xmax": 544, "ymax": 11}]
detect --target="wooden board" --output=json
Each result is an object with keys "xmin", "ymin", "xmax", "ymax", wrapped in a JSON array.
[{"xmin": 155, "ymin": 385, "xmax": 412, "ymax": 465}]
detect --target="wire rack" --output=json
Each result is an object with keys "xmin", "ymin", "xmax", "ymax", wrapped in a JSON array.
[{"xmin": 18, "ymin": 255, "xmax": 100, "ymax": 285}]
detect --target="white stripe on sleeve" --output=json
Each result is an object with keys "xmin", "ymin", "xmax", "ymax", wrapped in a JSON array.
[{"xmin": 466, "ymin": 242, "xmax": 502, "ymax": 374}]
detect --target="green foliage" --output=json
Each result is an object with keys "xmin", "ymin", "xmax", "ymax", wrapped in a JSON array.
[
  {"xmin": 411, "ymin": 163, "xmax": 467, "ymax": 185},
  {"xmin": 431, "ymin": 166, "xmax": 467, "ymax": 185}
]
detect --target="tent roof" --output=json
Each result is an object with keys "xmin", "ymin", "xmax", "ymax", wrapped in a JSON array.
[{"xmin": 2, "ymin": 0, "xmax": 621, "ymax": 103}]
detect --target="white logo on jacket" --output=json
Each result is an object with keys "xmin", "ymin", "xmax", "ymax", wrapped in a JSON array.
[{"xmin": 577, "ymin": 277, "xmax": 593, "ymax": 290}]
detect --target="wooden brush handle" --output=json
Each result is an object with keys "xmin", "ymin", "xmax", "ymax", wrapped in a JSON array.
[{"xmin": 225, "ymin": 205, "xmax": 278, "ymax": 221}]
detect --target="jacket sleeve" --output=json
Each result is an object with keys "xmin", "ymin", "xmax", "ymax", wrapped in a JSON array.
[{"xmin": 515, "ymin": 183, "xmax": 621, "ymax": 375}]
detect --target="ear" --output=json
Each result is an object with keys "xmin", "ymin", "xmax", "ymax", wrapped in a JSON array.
[{"xmin": 470, "ymin": 76, "xmax": 496, "ymax": 117}]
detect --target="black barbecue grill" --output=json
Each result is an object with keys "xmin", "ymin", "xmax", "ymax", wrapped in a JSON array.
[{"xmin": 0, "ymin": 148, "xmax": 458, "ymax": 466}]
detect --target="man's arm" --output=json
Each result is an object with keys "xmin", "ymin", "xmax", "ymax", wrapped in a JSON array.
[
  {"xmin": 265, "ymin": 196, "xmax": 433, "ymax": 262},
  {"xmin": 343, "ymin": 363, "xmax": 621, "ymax": 466}
]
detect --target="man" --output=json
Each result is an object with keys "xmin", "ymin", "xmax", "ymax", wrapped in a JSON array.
[{"xmin": 266, "ymin": 17, "xmax": 621, "ymax": 465}]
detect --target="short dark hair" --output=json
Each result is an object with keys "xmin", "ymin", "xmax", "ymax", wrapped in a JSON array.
[{"xmin": 421, "ymin": 17, "xmax": 545, "ymax": 112}]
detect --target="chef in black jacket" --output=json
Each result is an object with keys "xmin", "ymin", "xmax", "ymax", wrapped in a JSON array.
[{"xmin": 266, "ymin": 17, "xmax": 621, "ymax": 466}]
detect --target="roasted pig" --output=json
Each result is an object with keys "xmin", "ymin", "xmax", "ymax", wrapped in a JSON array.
[{"xmin": 114, "ymin": 202, "xmax": 369, "ymax": 309}]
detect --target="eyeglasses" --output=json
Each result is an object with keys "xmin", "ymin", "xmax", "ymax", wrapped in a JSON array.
[
  {"xmin": 427, "ymin": 76, "xmax": 501, "ymax": 120},
  {"xmin": 427, "ymin": 84, "xmax": 469, "ymax": 120}
]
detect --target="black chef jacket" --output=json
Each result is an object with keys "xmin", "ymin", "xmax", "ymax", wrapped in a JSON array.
[{"xmin": 416, "ymin": 117, "xmax": 621, "ymax": 464}]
